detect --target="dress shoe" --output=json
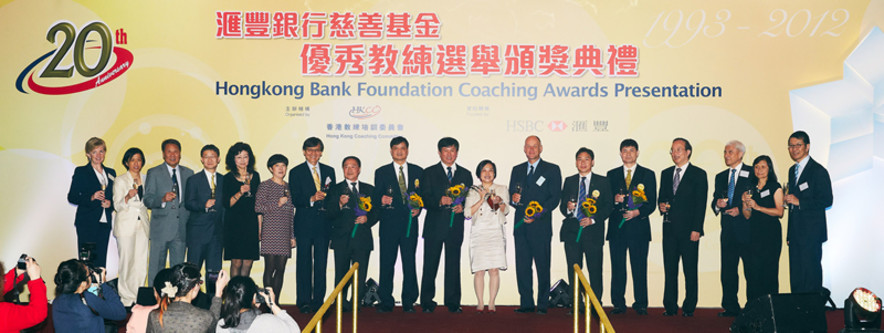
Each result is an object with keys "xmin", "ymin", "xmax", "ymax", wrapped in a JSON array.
[
  {"xmin": 422, "ymin": 306, "xmax": 435, "ymax": 313},
  {"xmin": 717, "ymin": 310, "xmax": 739, "ymax": 317},
  {"xmin": 682, "ymin": 311, "xmax": 694, "ymax": 317},
  {"xmin": 488, "ymin": 309, "xmax": 496, "ymax": 314},
  {"xmin": 662, "ymin": 310, "xmax": 677, "ymax": 316},
  {"xmin": 403, "ymin": 306, "xmax": 416, "ymax": 313},
  {"xmin": 611, "ymin": 307, "xmax": 626, "ymax": 314},
  {"xmin": 377, "ymin": 307, "xmax": 393, "ymax": 313},
  {"xmin": 636, "ymin": 308, "xmax": 648, "ymax": 315},
  {"xmin": 536, "ymin": 308, "xmax": 547, "ymax": 315},
  {"xmin": 448, "ymin": 306, "xmax": 463, "ymax": 313},
  {"xmin": 514, "ymin": 307, "xmax": 535, "ymax": 313},
  {"xmin": 300, "ymin": 305, "xmax": 313, "ymax": 314}
]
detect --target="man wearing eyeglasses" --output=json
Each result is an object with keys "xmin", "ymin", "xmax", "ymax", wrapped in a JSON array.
[{"xmin": 784, "ymin": 131, "xmax": 832, "ymax": 293}]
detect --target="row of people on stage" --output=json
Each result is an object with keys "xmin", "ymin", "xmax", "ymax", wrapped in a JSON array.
[{"xmin": 65, "ymin": 131, "xmax": 832, "ymax": 318}]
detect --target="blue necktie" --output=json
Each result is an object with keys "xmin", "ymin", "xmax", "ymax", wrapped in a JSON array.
[
  {"xmin": 446, "ymin": 166, "xmax": 452, "ymax": 182},
  {"xmin": 576, "ymin": 176, "xmax": 586, "ymax": 219},
  {"xmin": 727, "ymin": 168, "xmax": 736, "ymax": 206},
  {"xmin": 527, "ymin": 165, "xmax": 535, "ymax": 179},
  {"xmin": 794, "ymin": 163, "xmax": 800, "ymax": 184}
]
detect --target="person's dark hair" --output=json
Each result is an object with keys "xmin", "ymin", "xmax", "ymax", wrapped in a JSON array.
[
  {"xmin": 750, "ymin": 155, "xmax": 779, "ymax": 185},
  {"xmin": 302, "ymin": 137, "xmax": 324, "ymax": 151},
  {"xmin": 390, "ymin": 136, "xmax": 409, "ymax": 148},
  {"xmin": 225, "ymin": 142, "xmax": 256, "ymax": 173},
  {"xmin": 121, "ymin": 147, "xmax": 145, "ymax": 171},
  {"xmin": 575, "ymin": 147, "xmax": 594, "ymax": 160},
  {"xmin": 267, "ymin": 154, "xmax": 289, "ymax": 169},
  {"xmin": 789, "ymin": 130, "xmax": 810, "ymax": 145},
  {"xmin": 437, "ymin": 137, "xmax": 459, "ymax": 151},
  {"xmin": 475, "ymin": 160, "xmax": 496, "ymax": 179},
  {"xmin": 673, "ymin": 137, "xmax": 693, "ymax": 158},
  {"xmin": 342, "ymin": 156, "xmax": 361, "ymax": 168},
  {"xmin": 620, "ymin": 139, "xmax": 639, "ymax": 151},
  {"xmin": 153, "ymin": 268, "xmax": 173, "ymax": 295},
  {"xmin": 54, "ymin": 259, "xmax": 88, "ymax": 295},
  {"xmin": 161, "ymin": 138, "xmax": 181, "ymax": 152},
  {"xmin": 220, "ymin": 276, "xmax": 259, "ymax": 329},
  {"xmin": 156, "ymin": 263, "xmax": 201, "ymax": 327},
  {"xmin": 200, "ymin": 144, "xmax": 220, "ymax": 157}
]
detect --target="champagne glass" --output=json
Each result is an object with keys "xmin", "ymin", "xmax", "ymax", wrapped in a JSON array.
[
  {"xmin": 569, "ymin": 193, "xmax": 578, "ymax": 216},
  {"xmin": 782, "ymin": 182, "xmax": 791, "ymax": 210},
  {"xmin": 132, "ymin": 184, "xmax": 139, "ymax": 202},
  {"xmin": 318, "ymin": 181, "xmax": 330, "ymax": 212},
  {"xmin": 618, "ymin": 187, "xmax": 628, "ymax": 213},
  {"xmin": 385, "ymin": 185, "xmax": 394, "ymax": 209},
  {"xmin": 244, "ymin": 173, "xmax": 253, "ymax": 197},
  {"xmin": 661, "ymin": 201, "xmax": 671, "ymax": 223},
  {"xmin": 490, "ymin": 188, "xmax": 499, "ymax": 213},
  {"xmin": 511, "ymin": 182, "xmax": 522, "ymax": 207},
  {"xmin": 208, "ymin": 185, "xmax": 217, "ymax": 213},
  {"xmin": 343, "ymin": 184, "xmax": 352, "ymax": 210}
]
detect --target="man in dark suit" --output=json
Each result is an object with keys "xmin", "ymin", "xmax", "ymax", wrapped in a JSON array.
[
  {"xmin": 67, "ymin": 137, "xmax": 115, "ymax": 267},
  {"xmin": 559, "ymin": 147, "xmax": 612, "ymax": 312},
  {"xmin": 509, "ymin": 135, "xmax": 562, "ymax": 315},
  {"xmin": 658, "ymin": 137, "xmax": 707, "ymax": 317},
  {"xmin": 184, "ymin": 144, "xmax": 224, "ymax": 295},
  {"xmin": 289, "ymin": 137, "xmax": 335, "ymax": 313},
  {"xmin": 373, "ymin": 136, "xmax": 423, "ymax": 313},
  {"xmin": 144, "ymin": 139, "xmax": 193, "ymax": 284},
  {"xmin": 784, "ymin": 131, "xmax": 832, "ymax": 294},
  {"xmin": 606, "ymin": 138, "xmax": 656, "ymax": 315},
  {"xmin": 419, "ymin": 137, "xmax": 473, "ymax": 313},
  {"xmin": 326, "ymin": 156, "xmax": 379, "ymax": 310},
  {"xmin": 712, "ymin": 140, "xmax": 754, "ymax": 317}
]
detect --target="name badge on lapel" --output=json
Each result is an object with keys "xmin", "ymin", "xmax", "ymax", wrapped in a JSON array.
[
  {"xmin": 536, "ymin": 176, "xmax": 546, "ymax": 186},
  {"xmin": 760, "ymin": 189, "xmax": 770, "ymax": 198},
  {"xmin": 799, "ymin": 182, "xmax": 809, "ymax": 191},
  {"xmin": 739, "ymin": 170, "xmax": 750, "ymax": 178}
]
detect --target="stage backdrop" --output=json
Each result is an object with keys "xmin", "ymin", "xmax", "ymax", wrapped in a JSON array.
[{"xmin": 2, "ymin": 0, "xmax": 883, "ymax": 307}]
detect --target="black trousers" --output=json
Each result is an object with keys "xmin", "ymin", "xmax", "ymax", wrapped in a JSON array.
[
  {"xmin": 609, "ymin": 236, "xmax": 649, "ymax": 310},
  {"xmin": 186, "ymin": 229, "xmax": 223, "ymax": 273},
  {"xmin": 749, "ymin": 224, "xmax": 782, "ymax": 300},
  {"xmin": 788, "ymin": 241, "xmax": 822, "ymax": 294},
  {"xmin": 76, "ymin": 223, "xmax": 111, "ymax": 267},
  {"xmin": 662, "ymin": 232, "xmax": 699, "ymax": 313},
  {"xmin": 720, "ymin": 231, "xmax": 751, "ymax": 312},
  {"xmin": 514, "ymin": 232, "xmax": 551, "ymax": 310},
  {"xmin": 420, "ymin": 232, "xmax": 462, "ymax": 310},
  {"xmin": 333, "ymin": 246, "xmax": 370, "ymax": 305},
  {"xmin": 564, "ymin": 241, "xmax": 603, "ymax": 307},
  {"xmin": 378, "ymin": 233, "xmax": 419, "ymax": 309},
  {"xmin": 296, "ymin": 236, "xmax": 329, "ymax": 308}
]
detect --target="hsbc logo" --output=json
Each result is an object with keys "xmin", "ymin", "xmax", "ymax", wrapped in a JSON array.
[
  {"xmin": 548, "ymin": 121, "xmax": 567, "ymax": 132},
  {"xmin": 507, "ymin": 119, "xmax": 587, "ymax": 133}
]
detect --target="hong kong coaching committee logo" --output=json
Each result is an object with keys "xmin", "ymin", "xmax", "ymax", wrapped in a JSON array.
[{"xmin": 16, "ymin": 21, "xmax": 132, "ymax": 95}]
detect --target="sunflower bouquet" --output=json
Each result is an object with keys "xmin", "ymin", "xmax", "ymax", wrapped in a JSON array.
[
  {"xmin": 406, "ymin": 191, "xmax": 424, "ymax": 237},
  {"xmin": 446, "ymin": 183, "xmax": 467, "ymax": 227},
  {"xmin": 515, "ymin": 201, "xmax": 544, "ymax": 229},
  {"xmin": 619, "ymin": 184, "xmax": 648, "ymax": 229},
  {"xmin": 351, "ymin": 195, "xmax": 372, "ymax": 238},
  {"xmin": 576, "ymin": 190, "xmax": 600, "ymax": 242}
]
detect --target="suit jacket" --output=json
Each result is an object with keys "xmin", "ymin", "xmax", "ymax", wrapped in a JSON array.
[
  {"xmin": 143, "ymin": 163, "xmax": 193, "ymax": 241},
  {"xmin": 420, "ymin": 162, "xmax": 473, "ymax": 242},
  {"xmin": 289, "ymin": 162, "xmax": 336, "ymax": 239},
  {"xmin": 787, "ymin": 157, "xmax": 833, "ymax": 244},
  {"xmin": 558, "ymin": 173, "xmax": 613, "ymax": 245},
  {"xmin": 712, "ymin": 163, "xmax": 753, "ymax": 243},
  {"xmin": 184, "ymin": 170, "xmax": 225, "ymax": 239},
  {"xmin": 67, "ymin": 164, "xmax": 116, "ymax": 228},
  {"xmin": 508, "ymin": 159, "xmax": 562, "ymax": 237},
  {"xmin": 605, "ymin": 164, "xmax": 656, "ymax": 242},
  {"xmin": 373, "ymin": 162, "xmax": 423, "ymax": 239},
  {"xmin": 659, "ymin": 163, "xmax": 708, "ymax": 237},
  {"xmin": 325, "ymin": 181, "xmax": 379, "ymax": 251},
  {"xmin": 112, "ymin": 171, "xmax": 149, "ymax": 238}
]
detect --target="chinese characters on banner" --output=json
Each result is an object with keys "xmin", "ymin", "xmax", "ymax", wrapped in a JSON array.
[{"xmin": 216, "ymin": 11, "xmax": 639, "ymax": 78}]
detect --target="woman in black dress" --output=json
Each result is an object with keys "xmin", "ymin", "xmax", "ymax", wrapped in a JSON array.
[
  {"xmin": 741, "ymin": 155, "xmax": 784, "ymax": 300},
  {"xmin": 223, "ymin": 142, "xmax": 261, "ymax": 277}
]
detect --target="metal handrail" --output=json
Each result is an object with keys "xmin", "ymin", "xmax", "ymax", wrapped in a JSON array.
[
  {"xmin": 573, "ymin": 264, "xmax": 616, "ymax": 333},
  {"xmin": 302, "ymin": 262, "xmax": 359, "ymax": 333}
]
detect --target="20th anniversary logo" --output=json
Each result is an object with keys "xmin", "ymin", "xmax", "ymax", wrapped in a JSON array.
[{"xmin": 16, "ymin": 21, "xmax": 132, "ymax": 95}]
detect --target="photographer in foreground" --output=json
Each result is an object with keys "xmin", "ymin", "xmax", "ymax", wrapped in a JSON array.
[
  {"xmin": 216, "ymin": 276, "xmax": 300, "ymax": 332},
  {"xmin": 52, "ymin": 259, "xmax": 126, "ymax": 333},
  {"xmin": 1, "ymin": 256, "xmax": 47, "ymax": 332}
]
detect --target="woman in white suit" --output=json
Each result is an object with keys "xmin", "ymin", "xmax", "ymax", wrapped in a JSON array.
[
  {"xmin": 113, "ymin": 147, "xmax": 150, "ymax": 306},
  {"xmin": 464, "ymin": 159, "xmax": 510, "ymax": 313}
]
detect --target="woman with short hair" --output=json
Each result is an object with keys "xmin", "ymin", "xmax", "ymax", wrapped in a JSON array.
[
  {"xmin": 255, "ymin": 154, "xmax": 296, "ymax": 304},
  {"xmin": 113, "ymin": 147, "xmax": 150, "ymax": 306},
  {"xmin": 67, "ymin": 137, "xmax": 116, "ymax": 267}
]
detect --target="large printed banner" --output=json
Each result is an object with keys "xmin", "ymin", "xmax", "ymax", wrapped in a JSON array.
[{"xmin": 2, "ymin": 0, "xmax": 883, "ymax": 306}]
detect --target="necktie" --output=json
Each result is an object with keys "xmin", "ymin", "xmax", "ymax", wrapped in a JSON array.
[
  {"xmin": 794, "ymin": 163, "xmax": 800, "ymax": 183},
  {"xmin": 312, "ymin": 166, "xmax": 321, "ymax": 191},
  {"xmin": 210, "ymin": 173, "xmax": 216, "ymax": 198},
  {"xmin": 625, "ymin": 169, "xmax": 633, "ymax": 189},
  {"xmin": 528, "ymin": 165, "xmax": 535, "ymax": 179},
  {"xmin": 398, "ymin": 165, "xmax": 408, "ymax": 204},
  {"xmin": 673, "ymin": 167, "xmax": 682, "ymax": 194},
  {"xmin": 351, "ymin": 182, "xmax": 358, "ymax": 195},
  {"xmin": 446, "ymin": 166, "xmax": 453, "ymax": 182},
  {"xmin": 727, "ymin": 168, "xmax": 736, "ymax": 205},
  {"xmin": 171, "ymin": 168, "xmax": 179, "ymax": 202},
  {"xmin": 577, "ymin": 176, "xmax": 587, "ymax": 219}
]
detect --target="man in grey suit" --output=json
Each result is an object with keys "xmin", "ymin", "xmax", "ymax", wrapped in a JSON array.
[{"xmin": 144, "ymin": 138, "xmax": 194, "ymax": 283}]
